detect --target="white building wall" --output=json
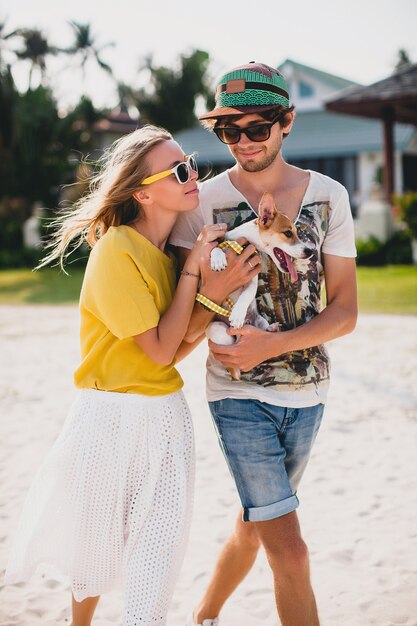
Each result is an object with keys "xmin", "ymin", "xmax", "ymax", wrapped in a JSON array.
[
  {"xmin": 394, "ymin": 151, "xmax": 403, "ymax": 195},
  {"xmin": 406, "ymin": 134, "xmax": 417, "ymax": 153},
  {"xmin": 357, "ymin": 152, "xmax": 384, "ymax": 206},
  {"xmin": 357, "ymin": 151, "xmax": 404, "ymax": 200},
  {"xmin": 280, "ymin": 62, "xmax": 336, "ymax": 111}
]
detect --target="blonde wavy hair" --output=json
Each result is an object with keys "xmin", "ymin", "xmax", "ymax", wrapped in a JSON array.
[{"xmin": 38, "ymin": 125, "xmax": 172, "ymax": 270}]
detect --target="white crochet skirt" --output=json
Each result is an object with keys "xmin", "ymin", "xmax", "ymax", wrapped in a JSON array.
[{"xmin": 5, "ymin": 388, "xmax": 195, "ymax": 626}]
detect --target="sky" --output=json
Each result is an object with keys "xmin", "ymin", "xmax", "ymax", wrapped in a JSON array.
[{"xmin": 2, "ymin": 0, "xmax": 417, "ymax": 111}]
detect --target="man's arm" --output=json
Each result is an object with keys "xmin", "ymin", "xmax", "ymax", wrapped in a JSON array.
[{"xmin": 209, "ymin": 254, "xmax": 357, "ymax": 372}]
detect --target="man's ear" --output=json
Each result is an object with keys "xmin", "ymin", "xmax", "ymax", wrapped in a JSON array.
[
  {"xmin": 257, "ymin": 192, "xmax": 277, "ymax": 228},
  {"xmin": 281, "ymin": 110, "xmax": 295, "ymax": 135},
  {"xmin": 133, "ymin": 189, "xmax": 152, "ymax": 205}
]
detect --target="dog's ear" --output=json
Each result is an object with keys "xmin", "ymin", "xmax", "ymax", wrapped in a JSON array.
[{"xmin": 257, "ymin": 192, "xmax": 277, "ymax": 228}]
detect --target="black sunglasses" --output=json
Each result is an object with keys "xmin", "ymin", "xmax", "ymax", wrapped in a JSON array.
[{"xmin": 213, "ymin": 116, "xmax": 282, "ymax": 145}]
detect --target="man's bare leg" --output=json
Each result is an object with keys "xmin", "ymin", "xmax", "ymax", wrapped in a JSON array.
[
  {"xmin": 194, "ymin": 511, "xmax": 260, "ymax": 623},
  {"xmin": 256, "ymin": 511, "xmax": 319, "ymax": 626},
  {"xmin": 71, "ymin": 594, "xmax": 100, "ymax": 626}
]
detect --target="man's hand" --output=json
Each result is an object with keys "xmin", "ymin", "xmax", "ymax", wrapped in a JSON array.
[
  {"xmin": 208, "ymin": 325, "xmax": 288, "ymax": 372},
  {"xmin": 207, "ymin": 254, "xmax": 358, "ymax": 371}
]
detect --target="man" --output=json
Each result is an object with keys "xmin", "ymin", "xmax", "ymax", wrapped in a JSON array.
[{"xmin": 170, "ymin": 62, "xmax": 357, "ymax": 626}]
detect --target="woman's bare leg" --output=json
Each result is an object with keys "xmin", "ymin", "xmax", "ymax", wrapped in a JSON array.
[
  {"xmin": 194, "ymin": 511, "xmax": 261, "ymax": 623},
  {"xmin": 71, "ymin": 594, "xmax": 100, "ymax": 626}
]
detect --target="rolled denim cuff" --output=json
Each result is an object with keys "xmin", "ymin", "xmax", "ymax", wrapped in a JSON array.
[{"xmin": 243, "ymin": 494, "xmax": 299, "ymax": 522}]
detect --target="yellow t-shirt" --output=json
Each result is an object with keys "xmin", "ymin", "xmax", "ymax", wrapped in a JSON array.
[{"xmin": 74, "ymin": 225, "xmax": 183, "ymax": 396}]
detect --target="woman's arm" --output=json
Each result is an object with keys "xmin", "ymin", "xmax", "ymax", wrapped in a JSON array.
[
  {"xmin": 175, "ymin": 334, "xmax": 206, "ymax": 362},
  {"xmin": 133, "ymin": 225, "xmax": 225, "ymax": 365},
  {"xmin": 178, "ymin": 242, "xmax": 261, "ymax": 343}
]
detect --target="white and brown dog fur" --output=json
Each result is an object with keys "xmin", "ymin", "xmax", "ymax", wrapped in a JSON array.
[{"xmin": 206, "ymin": 192, "xmax": 312, "ymax": 379}]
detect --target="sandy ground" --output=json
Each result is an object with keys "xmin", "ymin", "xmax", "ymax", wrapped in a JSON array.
[{"xmin": 0, "ymin": 305, "xmax": 416, "ymax": 626}]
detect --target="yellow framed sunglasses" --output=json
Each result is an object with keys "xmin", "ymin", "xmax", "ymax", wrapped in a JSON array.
[{"xmin": 141, "ymin": 154, "xmax": 198, "ymax": 185}]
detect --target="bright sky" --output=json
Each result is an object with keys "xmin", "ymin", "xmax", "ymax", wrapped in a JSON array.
[{"xmin": 2, "ymin": 0, "xmax": 417, "ymax": 110}]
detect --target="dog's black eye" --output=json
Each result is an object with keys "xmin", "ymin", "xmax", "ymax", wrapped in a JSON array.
[{"xmin": 283, "ymin": 230, "xmax": 293, "ymax": 238}]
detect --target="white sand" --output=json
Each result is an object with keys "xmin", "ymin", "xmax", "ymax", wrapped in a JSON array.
[{"xmin": 0, "ymin": 305, "xmax": 416, "ymax": 626}]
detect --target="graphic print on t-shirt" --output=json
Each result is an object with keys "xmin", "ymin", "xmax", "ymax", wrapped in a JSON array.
[
  {"xmin": 212, "ymin": 202, "xmax": 255, "ymax": 230},
  {"xmin": 213, "ymin": 200, "xmax": 331, "ymax": 390}
]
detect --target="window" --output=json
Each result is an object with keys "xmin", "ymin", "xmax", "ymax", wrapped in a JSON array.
[{"xmin": 299, "ymin": 80, "xmax": 314, "ymax": 98}]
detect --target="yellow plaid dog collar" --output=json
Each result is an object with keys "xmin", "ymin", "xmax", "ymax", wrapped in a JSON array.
[{"xmin": 218, "ymin": 240, "xmax": 244, "ymax": 255}]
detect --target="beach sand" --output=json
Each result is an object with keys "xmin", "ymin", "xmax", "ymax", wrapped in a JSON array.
[{"xmin": 0, "ymin": 305, "xmax": 416, "ymax": 626}]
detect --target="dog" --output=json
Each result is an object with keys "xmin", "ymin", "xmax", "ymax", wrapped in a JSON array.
[{"xmin": 206, "ymin": 192, "xmax": 312, "ymax": 380}]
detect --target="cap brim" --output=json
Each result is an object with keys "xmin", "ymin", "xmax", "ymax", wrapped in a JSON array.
[{"xmin": 198, "ymin": 104, "xmax": 279, "ymax": 121}]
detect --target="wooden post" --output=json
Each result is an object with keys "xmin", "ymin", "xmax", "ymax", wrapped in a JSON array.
[{"xmin": 382, "ymin": 107, "xmax": 394, "ymax": 202}]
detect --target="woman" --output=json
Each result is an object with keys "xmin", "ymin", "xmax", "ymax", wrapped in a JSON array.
[{"xmin": 5, "ymin": 125, "xmax": 232, "ymax": 626}]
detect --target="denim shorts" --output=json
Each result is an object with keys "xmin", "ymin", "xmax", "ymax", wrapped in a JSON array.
[{"xmin": 209, "ymin": 398, "xmax": 324, "ymax": 522}]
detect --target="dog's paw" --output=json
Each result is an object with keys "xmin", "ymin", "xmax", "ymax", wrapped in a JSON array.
[
  {"xmin": 229, "ymin": 306, "xmax": 247, "ymax": 329},
  {"xmin": 206, "ymin": 321, "xmax": 235, "ymax": 345},
  {"xmin": 210, "ymin": 247, "xmax": 228, "ymax": 271},
  {"xmin": 228, "ymin": 367, "xmax": 241, "ymax": 381}
]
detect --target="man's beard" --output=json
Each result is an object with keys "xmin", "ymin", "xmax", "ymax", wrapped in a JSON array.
[{"xmin": 238, "ymin": 144, "xmax": 281, "ymax": 172}]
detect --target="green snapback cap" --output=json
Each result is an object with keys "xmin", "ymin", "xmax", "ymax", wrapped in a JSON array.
[{"xmin": 199, "ymin": 61, "xmax": 290, "ymax": 121}]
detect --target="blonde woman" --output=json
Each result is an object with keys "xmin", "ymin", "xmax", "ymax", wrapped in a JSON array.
[{"xmin": 4, "ymin": 125, "xmax": 253, "ymax": 626}]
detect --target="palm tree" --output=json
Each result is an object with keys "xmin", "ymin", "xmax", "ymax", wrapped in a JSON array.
[
  {"xmin": 0, "ymin": 19, "xmax": 18, "ymax": 68},
  {"xmin": 136, "ymin": 49, "xmax": 213, "ymax": 132},
  {"xmin": 65, "ymin": 21, "xmax": 113, "ymax": 81},
  {"xmin": 395, "ymin": 49, "xmax": 412, "ymax": 73},
  {"xmin": 13, "ymin": 28, "xmax": 58, "ymax": 88}
]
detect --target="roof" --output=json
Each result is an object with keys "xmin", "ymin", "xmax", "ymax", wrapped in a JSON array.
[
  {"xmin": 278, "ymin": 58, "xmax": 358, "ymax": 91},
  {"xmin": 93, "ymin": 107, "xmax": 141, "ymax": 134},
  {"xmin": 325, "ymin": 63, "xmax": 417, "ymax": 125},
  {"xmin": 283, "ymin": 110, "xmax": 415, "ymax": 158},
  {"xmin": 175, "ymin": 124, "xmax": 232, "ymax": 164},
  {"xmin": 175, "ymin": 112, "xmax": 415, "ymax": 165}
]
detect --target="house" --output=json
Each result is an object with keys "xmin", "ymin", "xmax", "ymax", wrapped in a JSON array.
[
  {"xmin": 93, "ymin": 103, "xmax": 141, "ymax": 152},
  {"xmin": 175, "ymin": 59, "xmax": 417, "ymax": 241},
  {"xmin": 325, "ymin": 62, "xmax": 417, "ymax": 202}
]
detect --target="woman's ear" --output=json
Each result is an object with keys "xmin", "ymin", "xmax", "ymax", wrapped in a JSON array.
[{"xmin": 133, "ymin": 189, "xmax": 152, "ymax": 204}]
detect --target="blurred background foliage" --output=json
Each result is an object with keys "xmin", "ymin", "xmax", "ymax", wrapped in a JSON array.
[
  {"xmin": 0, "ymin": 20, "xmax": 416, "ymax": 318},
  {"xmin": 0, "ymin": 18, "xmax": 214, "ymax": 268}
]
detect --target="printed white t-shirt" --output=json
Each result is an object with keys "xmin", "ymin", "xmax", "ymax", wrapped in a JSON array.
[{"xmin": 170, "ymin": 169, "xmax": 357, "ymax": 408}]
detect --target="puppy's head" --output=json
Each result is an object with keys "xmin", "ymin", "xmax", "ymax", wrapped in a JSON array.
[{"xmin": 256, "ymin": 192, "xmax": 312, "ymax": 281}]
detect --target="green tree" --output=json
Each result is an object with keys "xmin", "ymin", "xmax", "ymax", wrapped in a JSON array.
[
  {"xmin": 65, "ymin": 21, "xmax": 113, "ymax": 80},
  {"xmin": 13, "ymin": 28, "xmax": 59, "ymax": 88},
  {"xmin": 395, "ymin": 49, "xmax": 412, "ymax": 72},
  {"xmin": 0, "ymin": 19, "xmax": 18, "ymax": 67},
  {"xmin": 0, "ymin": 60, "xmax": 19, "ymax": 204},
  {"xmin": 1, "ymin": 85, "xmax": 100, "ymax": 216},
  {"xmin": 136, "ymin": 49, "xmax": 213, "ymax": 133},
  {"xmin": 116, "ymin": 81, "xmax": 138, "ymax": 113}
]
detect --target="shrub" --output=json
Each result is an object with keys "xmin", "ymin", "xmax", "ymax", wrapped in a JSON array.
[
  {"xmin": 356, "ymin": 236, "xmax": 386, "ymax": 266},
  {"xmin": 356, "ymin": 231, "xmax": 412, "ymax": 266},
  {"xmin": 385, "ymin": 230, "xmax": 412, "ymax": 264},
  {"xmin": 394, "ymin": 193, "xmax": 417, "ymax": 239}
]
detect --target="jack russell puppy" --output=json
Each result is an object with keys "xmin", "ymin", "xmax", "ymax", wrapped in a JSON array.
[{"xmin": 206, "ymin": 192, "xmax": 312, "ymax": 379}]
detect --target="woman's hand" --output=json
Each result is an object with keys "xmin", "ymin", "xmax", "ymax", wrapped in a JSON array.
[
  {"xmin": 199, "ymin": 237, "xmax": 261, "ymax": 304},
  {"xmin": 183, "ymin": 223, "xmax": 228, "ymax": 276}
]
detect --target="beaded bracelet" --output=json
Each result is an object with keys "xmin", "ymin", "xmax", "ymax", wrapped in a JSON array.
[
  {"xmin": 195, "ymin": 293, "xmax": 231, "ymax": 318},
  {"xmin": 180, "ymin": 269, "xmax": 200, "ymax": 279}
]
